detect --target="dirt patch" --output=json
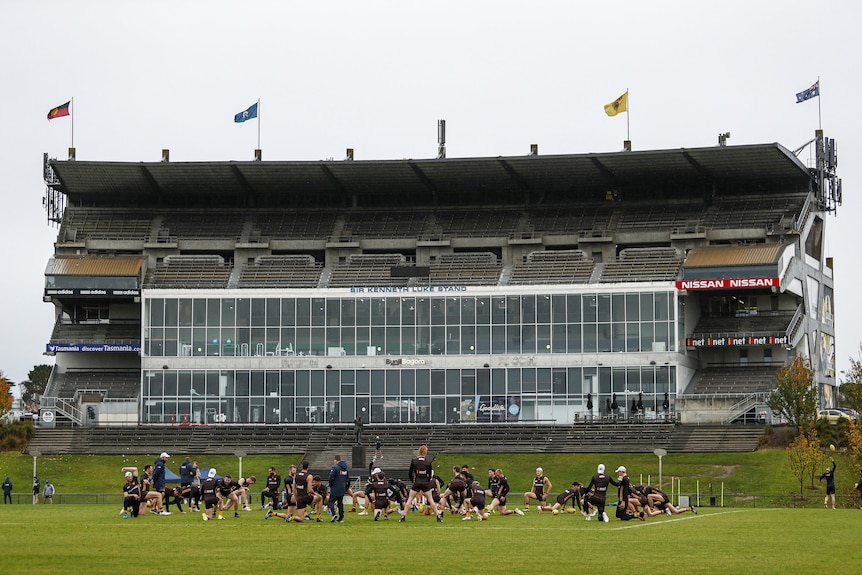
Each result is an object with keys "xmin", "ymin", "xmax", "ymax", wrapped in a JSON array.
[{"xmin": 712, "ymin": 465, "xmax": 738, "ymax": 479}]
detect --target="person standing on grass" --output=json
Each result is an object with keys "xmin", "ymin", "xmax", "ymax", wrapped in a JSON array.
[
  {"xmin": 819, "ymin": 457, "xmax": 837, "ymax": 509},
  {"xmin": 201, "ymin": 468, "xmax": 219, "ymax": 521},
  {"xmin": 152, "ymin": 452, "xmax": 171, "ymax": 515},
  {"xmin": 328, "ymin": 455, "xmax": 349, "ymax": 522},
  {"xmin": 2, "ymin": 476, "xmax": 12, "ymax": 504},
  {"xmin": 43, "ymin": 481, "xmax": 54, "ymax": 504},
  {"xmin": 855, "ymin": 468, "xmax": 862, "ymax": 509},
  {"xmin": 32, "ymin": 476, "xmax": 40, "ymax": 505},
  {"xmin": 584, "ymin": 464, "xmax": 617, "ymax": 523},
  {"xmin": 400, "ymin": 445, "xmax": 443, "ymax": 523}
]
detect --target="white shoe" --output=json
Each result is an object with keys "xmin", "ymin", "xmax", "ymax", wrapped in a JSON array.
[
  {"xmin": 477, "ymin": 515, "xmax": 483, "ymax": 521},
  {"xmin": 514, "ymin": 508, "xmax": 525, "ymax": 516},
  {"xmin": 242, "ymin": 507, "xmax": 253, "ymax": 512},
  {"xmin": 358, "ymin": 511, "xmax": 368, "ymax": 516},
  {"xmin": 665, "ymin": 508, "xmax": 672, "ymax": 517},
  {"xmin": 159, "ymin": 511, "xmax": 172, "ymax": 516},
  {"xmin": 590, "ymin": 509, "xmax": 598, "ymax": 517},
  {"xmin": 462, "ymin": 515, "xmax": 471, "ymax": 521},
  {"xmin": 585, "ymin": 515, "xmax": 591, "ymax": 521},
  {"xmin": 602, "ymin": 512, "xmax": 609, "ymax": 523}
]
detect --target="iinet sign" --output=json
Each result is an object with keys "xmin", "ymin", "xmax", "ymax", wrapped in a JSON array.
[{"xmin": 675, "ymin": 277, "xmax": 779, "ymax": 291}]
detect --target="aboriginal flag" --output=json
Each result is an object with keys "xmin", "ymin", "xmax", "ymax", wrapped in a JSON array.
[{"xmin": 47, "ymin": 101, "xmax": 71, "ymax": 120}]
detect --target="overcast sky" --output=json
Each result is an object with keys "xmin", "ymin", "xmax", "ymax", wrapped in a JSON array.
[{"xmin": 1, "ymin": 0, "xmax": 859, "ymax": 388}]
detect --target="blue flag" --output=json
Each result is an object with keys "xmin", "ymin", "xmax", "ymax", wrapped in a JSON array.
[
  {"xmin": 234, "ymin": 102, "xmax": 258, "ymax": 123},
  {"xmin": 795, "ymin": 81, "xmax": 819, "ymax": 103}
]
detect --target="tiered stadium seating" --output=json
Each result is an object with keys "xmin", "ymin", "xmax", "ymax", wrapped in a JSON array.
[
  {"xmin": 237, "ymin": 255, "xmax": 322, "ymax": 288},
  {"xmin": 599, "ymin": 247, "xmax": 683, "ymax": 282},
  {"xmin": 429, "ymin": 252, "xmax": 502, "ymax": 285},
  {"xmin": 616, "ymin": 202, "xmax": 706, "ymax": 232},
  {"xmin": 160, "ymin": 211, "xmax": 246, "ymax": 240},
  {"xmin": 143, "ymin": 255, "xmax": 231, "ymax": 288},
  {"xmin": 341, "ymin": 210, "xmax": 430, "ymax": 239},
  {"xmin": 59, "ymin": 369, "xmax": 140, "ymax": 399},
  {"xmin": 51, "ymin": 322, "xmax": 141, "ymax": 344},
  {"xmin": 684, "ymin": 365, "xmax": 778, "ymax": 395},
  {"xmin": 509, "ymin": 250, "xmax": 594, "ymax": 285},
  {"xmin": 703, "ymin": 193, "xmax": 808, "ymax": 230},
  {"xmin": 690, "ymin": 313, "xmax": 793, "ymax": 339},
  {"xmin": 328, "ymin": 254, "xmax": 410, "ymax": 287},
  {"xmin": 435, "ymin": 209, "xmax": 521, "ymax": 238},
  {"xmin": 58, "ymin": 207, "xmax": 154, "ymax": 242},
  {"xmin": 254, "ymin": 210, "xmax": 339, "ymax": 241},
  {"xmin": 525, "ymin": 204, "xmax": 613, "ymax": 238}
]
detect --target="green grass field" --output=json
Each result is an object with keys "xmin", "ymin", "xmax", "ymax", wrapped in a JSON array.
[
  {"xmin": 0, "ymin": 504, "xmax": 860, "ymax": 574},
  {"xmin": 2, "ymin": 447, "xmax": 861, "ymax": 574}
]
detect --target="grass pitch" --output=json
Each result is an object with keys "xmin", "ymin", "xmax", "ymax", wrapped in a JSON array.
[{"xmin": 0, "ymin": 504, "xmax": 859, "ymax": 574}]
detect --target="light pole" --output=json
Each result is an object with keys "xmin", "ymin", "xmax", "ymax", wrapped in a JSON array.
[
  {"xmin": 30, "ymin": 450, "xmax": 41, "ymax": 504},
  {"xmin": 653, "ymin": 448, "xmax": 667, "ymax": 490},
  {"xmin": 235, "ymin": 451, "xmax": 246, "ymax": 479}
]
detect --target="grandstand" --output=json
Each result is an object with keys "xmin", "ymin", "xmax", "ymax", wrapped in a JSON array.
[{"xmin": 37, "ymin": 134, "xmax": 839, "ymax": 438}]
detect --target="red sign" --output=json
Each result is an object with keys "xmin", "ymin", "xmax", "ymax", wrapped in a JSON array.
[{"xmin": 675, "ymin": 277, "xmax": 779, "ymax": 291}]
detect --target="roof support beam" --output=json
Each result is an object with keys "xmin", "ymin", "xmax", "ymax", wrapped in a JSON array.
[
  {"xmin": 497, "ymin": 159, "xmax": 532, "ymax": 203},
  {"xmin": 682, "ymin": 151, "xmax": 712, "ymax": 180},
  {"xmin": 318, "ymin": 163, "xmax": 351, "ymax": 206},
  {"xmin": 139, "ymin": 165, "xmax": 164, "ymax": 200},
  {"xmin": 230, "ymin": 165, "xmax": 258, "ymax": 207},
  {"xmin": 407, "ymin": 161, "xmax": 438, "ymax": 204}
]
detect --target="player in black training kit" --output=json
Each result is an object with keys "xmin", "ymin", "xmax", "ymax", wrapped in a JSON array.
[
  {"xmin": 584, "ymin": 464, "xmax": 617, "ymax": 523},
  {"xmin": 401, "ymin": 445, "xmax": 442, "ymax": 522},
  {"xmin": 488, "ymin": 468, "xmax": 524, "ymax": 516}
]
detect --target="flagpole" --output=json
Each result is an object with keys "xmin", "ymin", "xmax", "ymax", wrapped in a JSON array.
[
  {"xmin": 817, "ymin": 76, "xmax": 822, "ymax": 130},
  {"xmin": 626, "ymin": 89, "xmax": 630, "ymax": 141},
  {"xmin": 71, "ymin": 97, "xmax": 75, "ymax": 150}
]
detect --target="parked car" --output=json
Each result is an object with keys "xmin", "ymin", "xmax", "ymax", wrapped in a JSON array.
[
  {"xmin": 817, "ymin": 409, "xmax": 852, "ymax": 423},
  {"xmin": 836, "ymin": 407, "xmax": 861, "ymax": 420}
]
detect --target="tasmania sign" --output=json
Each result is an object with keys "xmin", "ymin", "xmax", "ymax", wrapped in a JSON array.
[{"xmin": 675, "ymin": 277, "xmax": 779, "ymax": 291}]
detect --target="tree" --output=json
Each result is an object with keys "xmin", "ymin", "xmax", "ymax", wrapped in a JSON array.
[
  {"xmin": 21, "ymin": 364, "xmax": 51, "ymax": 405},
  {"xmin": 786, "ymin": 426, "xmax": 825, "ymax": 496},
  {"xmin": 766, "ymin": 355, "xmax": 818, "ymax": 430},
  {"xmin": 0, "ymin": 373, "xmax": 12, "ymax": 422},
  {"xmin": 839, "ymin": 344, "xmax": 862, "ymax": 413}
]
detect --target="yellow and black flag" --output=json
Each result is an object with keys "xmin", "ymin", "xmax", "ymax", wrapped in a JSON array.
[{"xmin": 604, "ymin": 92, "xmax": 627, "ymax": 117}]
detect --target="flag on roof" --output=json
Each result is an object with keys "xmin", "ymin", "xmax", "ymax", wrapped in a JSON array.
[
  {"xmin": 47, "ymin": 101, "xmax": 71, "ymax": 120},
  {"xmin": 796, "ymin": 81, "xmax": 819, "ymax": 103},
  {"xmin": 234, "ymin": 102, "xmax": 258, "ymax": 123},
  {"xmin": 604, "ymin": 92, "xmax": 627, "ymax": 117}
]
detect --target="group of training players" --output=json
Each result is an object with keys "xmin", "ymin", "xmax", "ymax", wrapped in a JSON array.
[
  {"xmin": 121, "ymin": 448, "xmax": 696, "ymax": 524},
  {"xmin": 522, "ymin": 463, "xmax": 697, "ymax": 522},
  {"xmin": 120, "ymin": 453, "xmax": 257, "ymax": 520}
]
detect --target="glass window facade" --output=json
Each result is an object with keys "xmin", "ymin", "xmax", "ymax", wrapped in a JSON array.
[
  {"xmin": 144, "ymin": 292, "xmax": 676, "ymax": 357},
  {"xmin": 141, "ymin": 289, "xmax": 678, "ymax": 424}
]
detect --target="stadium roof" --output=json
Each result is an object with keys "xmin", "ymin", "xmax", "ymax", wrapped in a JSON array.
[
  {"xmin": 47, "ymin": 255, "xmax": 145, "ymax": 276},
  {"xmin": 48, "ymin": 142, "xmax": 812, "ymax": 204}
]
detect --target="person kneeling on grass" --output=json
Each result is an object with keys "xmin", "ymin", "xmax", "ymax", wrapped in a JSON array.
[
  {"xmin": 539, "ymin": 482, "xmax": 584, "ymax": 515},
  {"xmin": 122, "ymin": 472, "xmax": 141, "ymax": 518}
]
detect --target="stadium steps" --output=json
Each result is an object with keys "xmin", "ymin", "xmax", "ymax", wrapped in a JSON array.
[
  {"xmin": 589, "ymin": 263, "xmax": 605, "ymax": 283},
  {"xmin": 665, "ymin": 424, "xmax": 763, "ymax": 453},
  {"xmin": 25, "ymin": 423, "xmax": 764, "ymax": 456},
  {"xmin": 498, "ymin": 264, "xmax": 513, "ymax": 286}
]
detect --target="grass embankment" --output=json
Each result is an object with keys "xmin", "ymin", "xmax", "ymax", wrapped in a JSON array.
[{"xmin": 0, "ymin": 448, "xmax": 858, "ymax": 507}]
